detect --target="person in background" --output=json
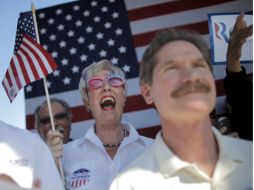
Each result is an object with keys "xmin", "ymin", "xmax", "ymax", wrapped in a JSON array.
[
  {"xmin": 34, "ymin": 98, "xmax": 72, "ymax": 144},
  {"xmin": 109, "ymin": 28, "xmax": 252, "ymax": 190},
  {"xmin": 47, "ymin": 59, "xmax": 154, "ymax": 190},
  {"xmin": 224, "ymin": 13, "xmax": 253, "ymax": 140},
  {"xmin": 0, "ymin": 120, "xmax": 64, "ymax": 190},
  {"xmin": 209, "ymin": 108, "xmax": 239, "ymax": 138}
]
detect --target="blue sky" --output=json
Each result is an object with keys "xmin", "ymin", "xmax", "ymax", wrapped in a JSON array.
[{"xmin": 0, "ymin": 0, "xmax": 76, "ymax": 129}]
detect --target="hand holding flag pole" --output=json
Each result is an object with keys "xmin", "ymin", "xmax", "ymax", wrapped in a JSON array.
[
  {"xmin": 2, "ymin": 1, "xmax": 65, "ymax": 183},
  {"xmin": 2, "ymin": 1, "xmax": 65, "ymax": 184},
  {"xmin": 31, "ymin": 4, "xmax": 65, "ymax": 183}
]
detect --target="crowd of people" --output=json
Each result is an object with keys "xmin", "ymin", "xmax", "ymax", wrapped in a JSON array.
[{"xmin": 0, "ymin": 13, "xmax": 252, "ymax": 190}]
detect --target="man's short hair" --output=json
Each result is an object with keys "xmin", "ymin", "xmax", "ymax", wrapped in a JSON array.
[
  {"xmin": 139, "ymin": 29, "xmax": 212, "ymax": 85},
  {"xmin": 34, "ymin": 98, "xmax": 72, "ymax": 130}
]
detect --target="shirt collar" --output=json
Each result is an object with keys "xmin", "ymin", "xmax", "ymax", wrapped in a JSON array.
[
  {"xmin": 121, "ymin": 122, "xmax": 141, "ymax": 145},
  {"xmin": 76, "ymin": 122, "xmax": 147, "ymax": 148},
  {"xmin": 212, "ymin": 127, "xmax": 243, "ymax": 162},
  {"xmin": 153, "ymin": 128, "xmax": 248, "ymax": 179},
  {"xmin": 77, "ymin": 124, "xmax": 104, "ymax": 148},
  {"xmin": 211, "ymin": 127, "xmax": 248, "ymax": 181},
  {"xmin": 153, "ymin": 132, "xmax": 190, "ymax": 177}
]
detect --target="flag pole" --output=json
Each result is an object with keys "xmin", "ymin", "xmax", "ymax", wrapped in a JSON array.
[{"xmin": 31, "ymin": 3, "xmax": 65, "ymax": 183}]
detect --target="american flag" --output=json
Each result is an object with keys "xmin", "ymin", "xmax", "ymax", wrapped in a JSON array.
[
  {"xmin": 2, "ymin": 12, "xmax": 58, "ymax": 103},
  {"xmin": 25, "ymin": 0, "xmax": 252, "ymax": 139}
]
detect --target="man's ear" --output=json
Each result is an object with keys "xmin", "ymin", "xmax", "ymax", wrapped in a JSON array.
[{"xmin": 140, "ymin": 84, "xmax": 154, "ymax": 105}]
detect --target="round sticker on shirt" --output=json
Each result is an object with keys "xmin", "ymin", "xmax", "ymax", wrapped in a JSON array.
[{"xmin": 67, "ymin": 168, "xmax": 91, "ymax": 189}]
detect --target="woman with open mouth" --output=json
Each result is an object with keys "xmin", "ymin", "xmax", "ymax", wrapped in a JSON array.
[{"xmin": 46, "ymin": 59, "xmax": 154, "ymax": 190}]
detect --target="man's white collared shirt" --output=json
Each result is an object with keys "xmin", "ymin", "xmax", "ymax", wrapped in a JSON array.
[{"xmin": 110, "ymin": 128, "xmax": 253, "ymax": 190}]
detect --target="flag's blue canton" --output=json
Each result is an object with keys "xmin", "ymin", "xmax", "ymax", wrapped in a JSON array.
[
  {"xmin": 25, "ymin": 0, "xmax": 138, "ymax": 98},
  {"xmin": 14, "ymin": 13, "xmax": 36, "ymax": 54}
]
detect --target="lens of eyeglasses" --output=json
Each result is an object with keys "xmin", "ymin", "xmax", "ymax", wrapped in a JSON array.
[
  {"xmin": 39, "ymin": 112, "xmax": 68, "ymax": 125},
  {"xmin": 54, "ymin": 112, "xmax": 68, "ymax": 120},
  {"xmin": 88, "ymin": 77, "xmax": 124, "ymax": 90},
  {"xmin": 108, "ymin": 77, "xmax": 124, "ymax": 87},
  {"xmin": 88, "ymin": 78, "xmax": 104, "ymax": 89}
]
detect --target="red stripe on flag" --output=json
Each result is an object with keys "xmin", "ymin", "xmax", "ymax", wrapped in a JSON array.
[
  {"xmin": 4, "ymin": 70, "xmax": 12, "ymax": 89},
  {"xmin": 128, "ymin": 0, "xmax": 235, "ymax": 21},
  {"xmin": 24, "ymin": 34, "xmax": 58, "ymax": 72},
  {"xmin": 125, "ymin": 94, "xmax": 153, "ymax": 112},
  {"xmin": 15, "ymin": 54, "xmax": 31, "ymax": 85},
  {"xmin": 137, "ymin": 125, "xmax": 161, "ymax": 139},
  {"xmin": 72, "ymin": 106, "xmax": 91, "ymax": 121},
  {"xmin": 10, "ymin": 61, "xmax": 22, "ymax": 90},
  {"xmin": 133, "ymin": 21, "xmax": 209, "ymax": 47},
  {"xmin": 23, "ymin": 38, "xmax": 49, "ymax": 76},
  {"xmin": 216, "ymin": 78, "xmax": 225, "ymax": 97},
  {"xmin": 19, "ymin": 47, "xmax": 40, "ymax": 80}
]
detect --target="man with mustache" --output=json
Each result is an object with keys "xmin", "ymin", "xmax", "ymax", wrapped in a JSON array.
[{"xmin": 109, "ymin": 28, "xmax": 252, "ymax": 190}]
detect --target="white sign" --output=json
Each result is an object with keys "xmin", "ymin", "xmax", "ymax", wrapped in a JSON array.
[{"xmin": 208, "ymin": 13, "xmax": 253, "ymax": 64}]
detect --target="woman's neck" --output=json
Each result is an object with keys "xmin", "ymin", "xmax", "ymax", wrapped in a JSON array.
[{"xmin": 95, "ymin": 122, "xmax": 125, "ymax": 160}]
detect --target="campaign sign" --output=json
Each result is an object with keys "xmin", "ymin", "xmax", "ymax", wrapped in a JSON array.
[{"xmin": 208, "ymin": 13, "xmax": 252, "ymax": 64}]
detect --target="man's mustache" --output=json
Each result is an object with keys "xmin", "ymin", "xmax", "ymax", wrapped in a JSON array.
[{"xmin": 172, "ymin": 81, "xmax": 211, "ymax": 97}]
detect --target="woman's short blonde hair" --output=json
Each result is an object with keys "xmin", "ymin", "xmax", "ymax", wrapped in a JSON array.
[{"xmin": 79, "ymin": 59, "xmax": 127, "ymax": 111}]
